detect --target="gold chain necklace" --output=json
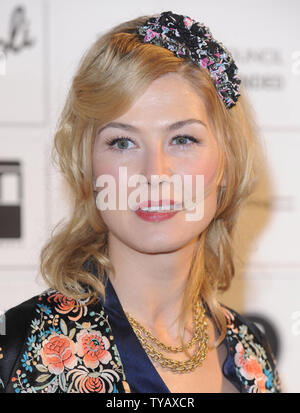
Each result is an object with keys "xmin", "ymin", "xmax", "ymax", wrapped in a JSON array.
[
  {"xmin": 124, "ymin": 300, "xmax": 208, "ymax": 373},
  {"xmin": 126, "ymin": 301, "xmax": 202, "ymax": 353}
]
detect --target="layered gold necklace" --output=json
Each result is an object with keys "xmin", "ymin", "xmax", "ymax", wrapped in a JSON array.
[{"xmin": 124, "ymin": 300, "xmax": 208, "ymax": 373}]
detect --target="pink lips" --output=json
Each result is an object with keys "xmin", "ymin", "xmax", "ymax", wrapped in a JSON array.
[{"xmin": 134, "ymin": 199, "xmax": 182, "ymax": 222}]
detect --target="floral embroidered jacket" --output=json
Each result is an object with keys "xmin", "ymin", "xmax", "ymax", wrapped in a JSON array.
[{"xmin": 0, "ymin": 269, "xmax": 281, "ymax": 393}]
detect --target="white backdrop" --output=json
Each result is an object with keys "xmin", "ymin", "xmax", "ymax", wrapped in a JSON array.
[{"xmin": 0, "ymin": 0, "xmax": 299, "ymax": 393}]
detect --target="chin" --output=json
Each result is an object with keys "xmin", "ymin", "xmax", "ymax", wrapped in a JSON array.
[
  {"xmin": 127, "ymin": 240, "xmax": 189, "ymax": 255},
  {"xmin": 117, "ymin": 228, "xmax": 197, "ymax": 254},
  {"xmin": 104, "ymin": 210, "xmax": 213, "ymax": 254}
]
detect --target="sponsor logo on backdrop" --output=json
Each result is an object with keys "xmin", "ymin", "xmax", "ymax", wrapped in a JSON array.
[
  {"xmin": 231, "ymin": 48, "xmax": 285, "ymax": 90},
  {"xmin": 0, "ymin": 161, "xmax": 22, "ymax": 238},
  {"xmin": 0, "ymin": 5, "xmax": 35, "ymax": 57},
  {"xmin": 0, "ymin": 2, "xmax": 45, "ymax": 124}
]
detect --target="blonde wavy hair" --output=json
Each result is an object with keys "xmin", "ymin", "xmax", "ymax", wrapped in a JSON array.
[{"xmin": 40, "ymin": 14, "xmax": 263, "ymax": 351}]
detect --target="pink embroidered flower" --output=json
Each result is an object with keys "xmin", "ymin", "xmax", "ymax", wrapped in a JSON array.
[
  {"xmin": 48, "ymin": 292, "xmax": 76, "ymax": 313},
  {"xmin": 66, "ymin": 367, "xmax": 108, "ymax": 393},
  {"xmin": 47, "ymin": 292, "xmax": 86, "ymax": 321},
  {"xmin": 66, "ymin": 365, "xmax": 119, "ymax": 393},
  {"xmin": 76, "ymin": 329, "xmax": 112, "ymax": 369},
  {"xmin": 78, "ymin": 376, "xmax": 105, "ymax": 393},
  {"xmin": 40, "ymin": 333, "xmax": 77, "ymax": 375},
  {"xmin": 234, "ymin": 342, "xmax": 266, "ymax": 392}
]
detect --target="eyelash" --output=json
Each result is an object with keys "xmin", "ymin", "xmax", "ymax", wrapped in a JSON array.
[{"xmin": 104, "ymin": 135, "xmax": 201, "ymax": 153}]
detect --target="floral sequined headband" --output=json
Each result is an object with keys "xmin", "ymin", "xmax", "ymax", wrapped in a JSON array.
[{"xmin": 136, "ymin": 10, "xmax": 241, "ymax": 109}]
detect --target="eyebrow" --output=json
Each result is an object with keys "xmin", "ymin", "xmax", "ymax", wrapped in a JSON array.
[{"xmin": 97, "ymin": 118, "xmax": 207, "ymax": 134}]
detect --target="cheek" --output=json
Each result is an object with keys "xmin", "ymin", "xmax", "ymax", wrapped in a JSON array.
[
  {"xmin": 200, "ymin": 157, "xmax": 219, "ymax": 189},
  {"xmin": 92, "ymin": 146, "xmax": 137, "ymax": 187},
  {"xmin": 93, "ymin": 164, "xmax": 119, "ymax": 182},
  {"xmin": 179, "ymin": 149, "xmax": 220, "ymax": 192},
  {"xmin": 92, "ymin": 161, "xmax": 136, "ymax": 200},
  {"xmin": 92, "ymin": 149, "xmax": 116, "ymax": 178}
]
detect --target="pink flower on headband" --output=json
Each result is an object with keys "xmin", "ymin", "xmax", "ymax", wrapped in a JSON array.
[
  {"xmin": 144, "ymin": 28, "xmax": 159, "ymax": 42},
  {"xmin": 183, "ymin": 17, "xmax": 193, "ymax": 29}
]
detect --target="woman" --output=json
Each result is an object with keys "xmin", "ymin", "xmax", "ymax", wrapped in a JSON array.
[{"xmin": 0, "ymin": 10, "xmax": 281, "ymax": 393}]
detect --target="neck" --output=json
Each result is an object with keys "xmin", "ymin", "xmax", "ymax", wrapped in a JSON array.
[{"xmin": 105, "ymin": 231, "xmax": 199, "ymax": 339}]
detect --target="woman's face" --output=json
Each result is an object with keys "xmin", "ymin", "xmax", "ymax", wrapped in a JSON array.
[{"xmin": 92, "ymin": 72, "xmax": 222, "ymax": 253}]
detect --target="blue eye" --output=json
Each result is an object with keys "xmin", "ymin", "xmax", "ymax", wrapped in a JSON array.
[
  {"xmin": 105, "ymin": 136, "xmax": 135, "ymax": 152},
  {"xmin": 104, "ymin": 134, "xmax": 200, "ymax": 152},
  {"xmin": 172, "ymin": 135, "xmax": 200, "ymax": 147}
]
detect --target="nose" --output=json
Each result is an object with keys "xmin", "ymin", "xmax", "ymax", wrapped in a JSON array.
[{"xmin": 141, "ymin": 142, "xmax": 174, "ymax": 187}]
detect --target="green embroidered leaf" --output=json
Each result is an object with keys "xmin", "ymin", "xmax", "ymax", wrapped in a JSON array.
[
  {"xmin": 68, "ymin": 328, "xmax": 76, "ymax": 340},
  {"xmin": 60, "ymin": 318, "xmax": 68, "ymax": 336},
  {"xmin": 36, "ymin": 373, "xmax": 51, "ymax": 383},
  {"xmin": 58, "ymin": 372, "xmax": 66, "ymax": 391},
  {"xmin": 35, "ymin": 364, "xmax": 49, "ymax": 373}
]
